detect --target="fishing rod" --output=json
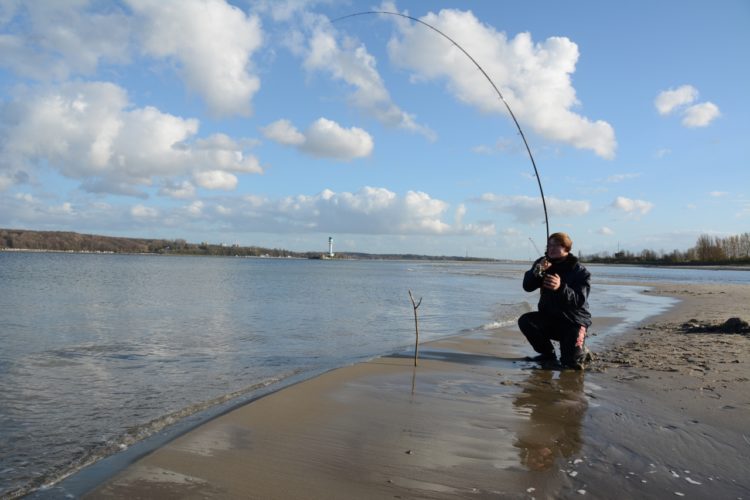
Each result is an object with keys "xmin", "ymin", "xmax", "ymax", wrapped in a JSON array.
[
  {"xmin": 528, "ymin": 237, "xmax": 544, "ymax": 257},
  {"xmin": 332, "ymin": 10, "xmax": 550, "ymax": 242}
]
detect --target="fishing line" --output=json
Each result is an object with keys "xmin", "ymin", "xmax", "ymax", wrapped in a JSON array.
[{"xmin": 332, "ymin": 10, "xmax": 550, "ymax": 242}]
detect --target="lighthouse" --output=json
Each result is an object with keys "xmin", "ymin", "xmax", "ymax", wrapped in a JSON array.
[{"xmin": 328, "ymin": 237, "xmax": 334, "ymax": 258}]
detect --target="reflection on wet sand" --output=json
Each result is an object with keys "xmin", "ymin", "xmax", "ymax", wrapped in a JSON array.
[{"xmin": 513, "ymin": 369, "xmax": 587, "ymax": 471}]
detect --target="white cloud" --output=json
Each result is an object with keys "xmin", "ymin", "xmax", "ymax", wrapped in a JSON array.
[
  {"xmin": 0, "ymin": 3, "xmax": 131, "ymax": 80},
  {"xmin": 160, "ymin": 180, "xmax": 196, "ymax": 199},
  {"xmin": 0, "ymin": 81, "xmax": 261, "ymax": 194},
  {"xmin": 384, "ymin": 9, "xmax": 616, "ymax": 158},
  {"xmin": 0, "ymin": 2, "xmax": 263, "ymax": 117},
  {"xmin": 302, "ymin": 24, "xmax": 435, "ymax": 140},
  {"xmin": 218, "ymin": 187, "xmax": 493, "ymax": 235},
  {"xmin": 654, "ymin": 85, "xmax": 697, "ymax": 115},
  {"xmin": 189, "ymin": 134, "xmax": 263, "ymax": 173},
  {"xmin": 261, "ymin": 119, "xmax": 306, "ymax": 146},
  {"xmin": 596, "ymin": 226, "xmax": 614, "ymax": 236},
  {"xmin": 682, "ymin": 102, "xmax": 720, "ymax": 127},
  {"xmin": 709, "ymin": 191, "xmax": 729, "ymax": 198},
  {"xmin": 50, "ymin": 202, "xmax": 75, "ymax": 215},
  {"xmin": 185, "ymin": 200, "xmax": 204, "ymax": 216},
  {"xmin": 478, "ymin": 193, "xmax": 589, "ymax": 224},
  {"xmin": 193, "ymin": 170, "xmax": 238, "ymax": 190},
  {"xmin": 131, "ymin": 204, "xmax": 159, "ymax": 218},
  {"xmin": 655, "ymin": 85, "xmax": 720, "ymax": 128},
  {"xmin": 303, "ymin": 118, "xmax": 373, "ymax": 159},
  {"xmin": 263, "ymin": 117, "xmax": 374, "ymax": 160},
  {"xmin": 127, "ymin": 0, "xmax": 263, "ymax": 117},
  {"xmin": 611, "ymin": 196, "xmax": 653, "ymax": 216},
  {"xmin": 251, "ymin": 0, "xmax": 326, "ymax": 22}
]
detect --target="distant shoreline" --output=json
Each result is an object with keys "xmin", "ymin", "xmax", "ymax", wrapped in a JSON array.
[
  {"xmin": 2, "ymin": 228, "xmax": 748, "ymax": 267},
  {"xmin": 0, "ymin": 228, "xmax": 498, "ymax": 262},
  {"xmin": 0, "ymin": 246, "xmax": 504, "ymax": 263},
  {"xmin": 3, "ymin": 245, "xmax": 748, "ymax": 269}
]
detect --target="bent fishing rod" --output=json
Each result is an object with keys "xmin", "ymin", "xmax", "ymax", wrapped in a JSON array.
[{"xmin": 332, "ymin": 10, "xmax": 550, "ymax": 243}]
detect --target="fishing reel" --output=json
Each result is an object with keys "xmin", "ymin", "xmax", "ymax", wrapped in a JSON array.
[{"xmin": 533, "ymin": 258, "xmax": 548, "ymax": 279}]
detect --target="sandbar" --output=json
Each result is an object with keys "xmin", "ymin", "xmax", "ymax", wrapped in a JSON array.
[{"xmin": 82, "ymin": 282, "xmax": 750, "ymax": 499}]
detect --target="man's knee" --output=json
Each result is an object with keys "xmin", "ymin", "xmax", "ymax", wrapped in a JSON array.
[
  {"xmin": 518, "ymin": 311, "xmax": 536, "ymax": 333},
  {"xmin": 517, "ymin": 312, "xmax": 528, "ymax": 331}
]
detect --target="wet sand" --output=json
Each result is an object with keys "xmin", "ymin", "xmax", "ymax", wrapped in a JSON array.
[{"xmin": 84, "ymin": 283, "xmax": 750, "ymax": 499}]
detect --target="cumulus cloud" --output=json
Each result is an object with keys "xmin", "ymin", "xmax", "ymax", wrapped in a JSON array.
[
  {"xmin": 50, "ymin": 202, "xmax": 75, "ymax": 216},
  {"xmin": 0, "ymin": 81, "xmax": 262, "ymax": 194},
  {"xmin": 185, "ymin": 200, "xmax": 204, "ymax": 216},
  {"xmin": 655, "ymin": 84, "xmax": 720, "ymax": 127},
  {"xmin": 384, "ymin": 8, "xmax": 616, "ymax": 158},
  {"xmin": 611, "ymin": 196, "xmax": 653, "ymax": 216},
  {"xmin": 477, "ymin": 193, "xmax": 590, "ymax": 224},
  {"xmin": 127, "ymin": 0, "xmax": 263, "ymax": 117},
  {"xmin": 261, "ymin": 119, "xmax": 306, "ymax": 146},
  {"xmin": 251, "ymin": 0, "xmax": 325, "ymax": 22},
  {"xmin": 222, "ymin": 187, "xmax": 494, "ymax": 235},
  {"xmin": 193, "ymin": 170, "xmax": 238, "ymax": 190},
  {"xmin": 654, "ymin": 85, "xmax": 698, "ymax": 115},
  {"xmin": 187, "ymin": 134, "xmax": 263, "ymax": 173},
  {"xmin": 302, "ymin": 24, "xmax": 435, "ymax": 140},
  {"xmin": 0, "ymin": 2, "xmax": 131, "ymax": 80},
  {"xmin": 682, "ymin": 102, "xmax": 720, "ymax": 127},
  {"xmin": 3, "ymin": 183, "xmax": 494, "ymax": 237},
  {"xmin": 0, "ymin": 2, "xmax": 262, "ymax": 117},
  {"xmin": 303, "ymin": 118, "xmax": 374, "ymax": 159},
  {"xmin": 596, "ymin": 226, "xmax": 614, "ymax": 236},
  {"xmin": 131, "ymin": 204, "xmax": 159, "ymax": 218},
  {"xmin": 262, "ymin": 118, "xmax": 374, "ymax": 160},
  {"xmin": 159, "ymin": 180, "xmax": 196, "ymax": 199}
]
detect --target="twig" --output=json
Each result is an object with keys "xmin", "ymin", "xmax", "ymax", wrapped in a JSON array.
[{"xmin": 408, "ymin": 290, "xmax": 422, "ymax": 367}]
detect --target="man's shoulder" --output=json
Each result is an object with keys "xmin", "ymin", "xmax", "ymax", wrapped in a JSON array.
[
  {"xmin": 567, "ymin": 256, "xmax": 590, "ymax": 275},
  {"xmin": 573, "ymin": 261, "xmax": 591, "ymax": 278}
]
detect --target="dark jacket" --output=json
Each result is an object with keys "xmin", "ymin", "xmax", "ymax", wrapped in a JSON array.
[{"xmin": 523, "ymin": 254, "xmax": 592, "ymax": 327}]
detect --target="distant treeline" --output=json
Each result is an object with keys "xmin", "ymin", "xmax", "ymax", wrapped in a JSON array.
[
  {"xmin": 0, "ymin": 228, "xmax": 494, "ymax": 262},
  {"xmin": 0, "ymin": 228, "xmax": 309, "ymax": 257},
  {"xmin": 584, "ymin": 233, "xmax": 750, "ymax": 265}
]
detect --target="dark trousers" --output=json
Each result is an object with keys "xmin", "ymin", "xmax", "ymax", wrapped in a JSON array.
[{"xmin": 518, "ymin": 311, "xmax": 586, "ymax": 364}]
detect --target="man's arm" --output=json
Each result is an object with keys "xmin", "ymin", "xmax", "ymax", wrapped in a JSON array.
[
  {"xmin": 554, "ymin": 267, "xmax": 591, "ymax": 308},
  {"xmin": 522, "ymin": 258, "xmax": 545, "ymax": 292}
]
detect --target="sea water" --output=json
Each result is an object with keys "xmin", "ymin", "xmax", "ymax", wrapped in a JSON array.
[{"xmin": 1, "ymin": 252, "xmax": 747, "ymax": 497}]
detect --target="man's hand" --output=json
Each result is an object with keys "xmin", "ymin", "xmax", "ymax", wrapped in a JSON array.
[{"xmin": 543, "ymin": 273, "xmax": 561, "ymax": 290}]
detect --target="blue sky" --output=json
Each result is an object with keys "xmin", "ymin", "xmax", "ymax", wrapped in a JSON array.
[{"xmin": 1, "ymin": 0, "xmax": 747, "ymax": 259}]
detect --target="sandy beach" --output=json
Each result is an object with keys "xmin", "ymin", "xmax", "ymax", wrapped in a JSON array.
[{"xmin": 81, "ymin": 282, "xmax": 750, "ymax": 500}]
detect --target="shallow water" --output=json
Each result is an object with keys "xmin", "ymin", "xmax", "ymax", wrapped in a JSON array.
[{"xmin": 0, "ymin": 252, "xmax": 746, "ymax": 497}]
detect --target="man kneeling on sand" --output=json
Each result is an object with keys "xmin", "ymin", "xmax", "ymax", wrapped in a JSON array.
[{"xmin": 519, "ymin": 232, "xmax": 591, "ymax": 370}]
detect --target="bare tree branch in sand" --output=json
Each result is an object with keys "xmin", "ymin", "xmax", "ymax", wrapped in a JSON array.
[{"xmin": 408, "ymin": 290, "xmax": 423, "ymax": 367}]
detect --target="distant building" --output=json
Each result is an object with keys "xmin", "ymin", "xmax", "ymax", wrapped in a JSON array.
[{"xmin": 328, "ymin": 236, "xmax": 334, "ymax": 258}]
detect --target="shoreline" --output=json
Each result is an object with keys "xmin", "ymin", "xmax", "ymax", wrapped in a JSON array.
[
  {"xmin": 39, "ymin": 283, "xmax": 750, "ymax": 499},
  {"xmin": 5, "ymin": 248, "xmax": 750, "ymax": 268}
]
